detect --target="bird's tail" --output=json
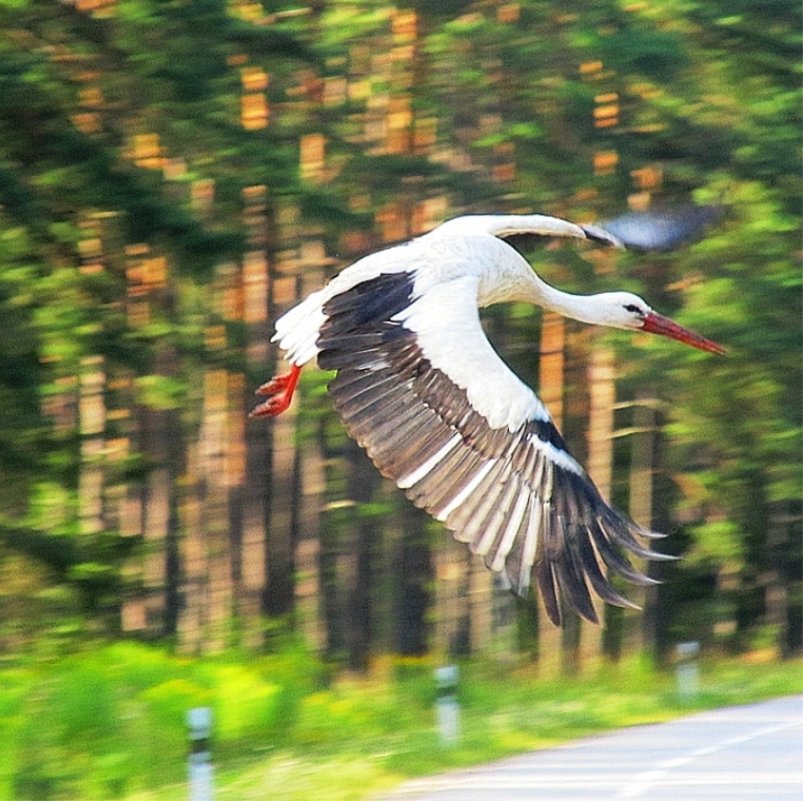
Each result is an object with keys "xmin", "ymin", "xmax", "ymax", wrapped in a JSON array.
[{"xmin": 271, "ymin": 289, "xmax": 327, "ymax": 366}]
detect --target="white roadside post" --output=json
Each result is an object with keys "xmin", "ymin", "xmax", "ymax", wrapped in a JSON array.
[
  {"xmin": 675, "ymin": 641, "xmax": 700, "ymax": 700},
  {"xmin": 187, "ymin": 707, "xmax": 214, "ymax": 801},
  {"xmin": 435, "ymin": 665, "xmax": 460, "ymax": 746}
]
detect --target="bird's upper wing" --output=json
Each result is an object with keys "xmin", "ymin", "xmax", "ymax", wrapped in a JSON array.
[{"xmin": 316, "ymin": 269, "xmax": 663, "ymax": 626}]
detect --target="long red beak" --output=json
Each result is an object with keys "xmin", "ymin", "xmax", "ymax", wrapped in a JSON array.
[{"xmin": 642, "ymin": 312, "xmax": 726, "ymax": 355}]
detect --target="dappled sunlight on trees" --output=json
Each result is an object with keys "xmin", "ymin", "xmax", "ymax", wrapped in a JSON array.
[{"xmin": 0, "ymin": 0, "xmax": 799, "ymax": 676}]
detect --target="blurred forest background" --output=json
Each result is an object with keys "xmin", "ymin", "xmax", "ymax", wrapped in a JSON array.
[
  {"xmin": 0, "ymin": 0, "xmax": 803, "ymax": 797},
  {"xmin": 0, "ymin": 1, "xmax": 801, "ymax": 795},
  {"xmin": 1, "ymin": 0, "xmax": 801, "ymax": 665}
]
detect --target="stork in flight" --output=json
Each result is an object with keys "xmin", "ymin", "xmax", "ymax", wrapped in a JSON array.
[{"xmin": 251, "ymin": 211, "xmax": 724, "ymax": 626}]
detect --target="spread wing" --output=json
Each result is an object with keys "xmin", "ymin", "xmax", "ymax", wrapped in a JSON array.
[{"xmin": 315, "ymin": 270, "xmax": 664, "ymax": 626}]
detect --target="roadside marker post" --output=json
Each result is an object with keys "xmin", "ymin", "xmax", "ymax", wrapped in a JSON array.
[
  {"xmin": 675, "ymin": 641, "xmax": 700, "ymax": 700},
  {"xmin": 187, "ymin": 707, "xmax": 213, "ymax": 801},
  {"xmin": 435, "ymin": 665, "xmax": 460, "ymax": 746}
]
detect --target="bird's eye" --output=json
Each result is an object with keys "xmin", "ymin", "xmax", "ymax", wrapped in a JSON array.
[{"xmin": 624, "ymin": 304, "xmax": 643, "ymax": 315}]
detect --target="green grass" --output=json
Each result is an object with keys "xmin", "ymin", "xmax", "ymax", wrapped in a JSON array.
[{"xmin": 1, "ymin": 643, "xmax": 800, "ymax": 801}]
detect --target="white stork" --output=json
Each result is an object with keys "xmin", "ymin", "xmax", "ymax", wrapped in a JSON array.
[{"xmin": 252, "ymin": 211, "xmax": 724, "ymax": 625}]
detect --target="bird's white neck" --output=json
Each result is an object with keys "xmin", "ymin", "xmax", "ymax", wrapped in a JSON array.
[
  {"xmin": 521, "ymin": 271, "xmax": 627, "ymax": 329},
  {"xmin": 425, "ymin": 214, "xmax": 635, "ymax": 329}
]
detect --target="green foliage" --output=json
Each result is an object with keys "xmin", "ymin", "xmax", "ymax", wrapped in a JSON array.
[
  {"xmin": 1, "ymin": 641, "xmax": 328, "ymax": 799},
  {"xmin": 0, "ymin": 644, "xmax": 799, "ymax": 800},
  {"xmin": 198, "ymin": 665, "xmax": 282, "ymax": 743},
  {"xmin": 134, "ymin": 375, "xmax": 187, "ymax": 411}
]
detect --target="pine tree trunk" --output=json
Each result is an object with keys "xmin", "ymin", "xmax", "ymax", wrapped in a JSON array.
[
  {"xmin": 262, "ymin": 265, "xmax": 300, "ymax": 621},
  {"xmin": 78, "ymin": 356, "xmax": 106, "ymax": 537},
  {"xmin": 201, "ymin": 368, "xmax": 233, "ymax": 651},
  {"xmin": 469, "ymin": 551, "xmax": 493, "ymax": 654},
  {"xmin": 395, "ymin": 503, "xmax": 432, "ymax": 656},
  {"xmin": 177, "ymin": 441, "xmax": 207, "ymax": 654},
  {"xmin": 587, "ymin": 345, "xmax": 615, "ymax": 663},
  {"xmin": 434, "ymin": 535, "xmax": 468, "ymax": 658},
  {"xmin": 241, "ymin": 187, "xmax": 272, "ymax": 648},
  {"xmin": 346, "ymin": 439, "xmax": 380, "ymax": 672},
  {"xmin": 629, "ymin": 393, "xmax": 658, "ymax": 657},
  {"xmin": 534, "ymin": 313, "xmax": 564, "ymax": 670}
]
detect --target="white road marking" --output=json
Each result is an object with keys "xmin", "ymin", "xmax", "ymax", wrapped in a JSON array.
[{"xmin": 617, "ymin": 716, "xmax": 803, "ymax": 798}]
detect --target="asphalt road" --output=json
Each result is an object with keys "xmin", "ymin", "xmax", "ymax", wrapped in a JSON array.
[{"xmin": 383, "ymin": 695, "xmax": 803, "ymax": 801}]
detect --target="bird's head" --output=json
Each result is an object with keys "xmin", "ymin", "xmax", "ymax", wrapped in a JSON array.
[{"xmin": 593, "ymin": 291, "xmax": 725, "ymax": 354}]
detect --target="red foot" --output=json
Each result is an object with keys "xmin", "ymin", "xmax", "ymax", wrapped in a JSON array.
[
  {"xmin": 255, "ymin": 373, "xmax": 294, "ymax": 396},
  {"xmin": 249, "ymin": 365, "xmax": 301, "ymax": 418}
]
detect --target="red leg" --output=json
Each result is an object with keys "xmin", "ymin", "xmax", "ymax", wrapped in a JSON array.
[{"xmin": 249, "ymin": 364, "xmax": 301, "ymax": 418}]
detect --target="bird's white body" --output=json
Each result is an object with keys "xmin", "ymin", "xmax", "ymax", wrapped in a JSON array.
[
  {"xmin": 274, "ymin": 214, "xmax": 634, "ymax": 431},
  {"xmin": 261, "ymin": 212, "xmax": 722, "ymax": 625}
]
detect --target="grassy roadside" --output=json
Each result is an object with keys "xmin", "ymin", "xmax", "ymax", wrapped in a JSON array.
[
  {"xmin": 2, "ymin": 645, "xmax": 800, "ymax": 801},
  {"xmin": 175, "ymin": 654, "xmax": 803, "ymax": 801},
  {"xmin": 130, "ymin": 648, "xmax": 803, "ymax": 801}
]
